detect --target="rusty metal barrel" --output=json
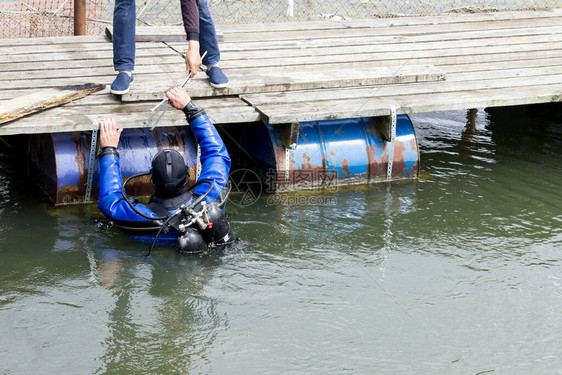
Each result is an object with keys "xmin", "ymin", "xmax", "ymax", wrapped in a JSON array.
[
  {"xmin": 237, "ymin": 116, "xmax": 420, "ymax": 192},
  {"xmin": 29, "ymin": 116, "xmax": 419, "ymax": 205},
  {"xmin": 29, "ymin": 127, "xmax": 198, "ymax": 205}
]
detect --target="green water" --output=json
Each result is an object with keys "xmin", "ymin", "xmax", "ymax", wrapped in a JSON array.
[{"xmin": 1, "ymin": 107, "xmax": 561, "ymax": 374}]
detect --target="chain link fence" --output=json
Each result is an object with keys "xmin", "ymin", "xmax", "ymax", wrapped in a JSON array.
[
  {"xmin": 1, "ymin": 0, "xmax": 561, "ymax": 38},
  {"xmin": 134, "ymin": 0, "xmax": 562, "ymax": 26}
]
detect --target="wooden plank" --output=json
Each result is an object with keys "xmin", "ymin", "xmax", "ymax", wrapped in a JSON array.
[
  {"xmin": 0, "ymin": 34, "xmax": 108, "ymax": 47},
  {"xmin": 2, "ymin": 89, "xmax": 247, "ymax": 108},
  {"xmin": 3, "ymin": 41, "xmax": 165, "ymax": 56},
  {"xmin": 215, "ymin": 9, "xmax": 562, "ymax": 34},
  {"xmin": 0, "ymin": 99, "xmax": 259, "ymax": 136},
  {"xmin": 0, "ymin": 62, "xmax": 184, "ymax": 81},
  {"xmin": 0, "ymin": 44, "xmax": 178, "ymax": 64},
  {"xmin": 122, "ymin": 65, "xmax": 446, "ymax": 101},
  {"xmin": 105, "ymin": 26, "xmax": 224, "ymax": 42},
  {"xmin": 254, "ymin": 83, "xmax": 562, "ymax": 123},
  {"xmin": 242, "ymin": 69, "xmax": 562, "ymax": 107},
  {"xmin": 214, "ymin": 43, "xmax": 562, "ymax": 70},
  {"xmin": 0, "ymin": 84, "xmax": 105, "ymax": 125},
  {"xmin": 220, "ymin": 17, "xmax": 562, "ymax": 43},
  {"xmin": 62, "ymin": 92, "xmax": 254, "ymax": 108},
  {"xmin": 216, "ymin": 24, "xmax": 562, "ymax": 53},
  {"xmin": 0, "ymin": 55, "xmax": 183, "ymax": 73},
  {"xmin": 216, "ymin": 36, "xmax": 562, "ymax": 63}
]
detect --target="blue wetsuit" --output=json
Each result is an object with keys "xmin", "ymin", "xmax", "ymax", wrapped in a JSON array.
[{"xmin": 97, "ymin": 107, "xmax": 230, "ymax": 246}]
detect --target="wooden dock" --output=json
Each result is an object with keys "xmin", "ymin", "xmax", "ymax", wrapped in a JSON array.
[{"xmin": 1, "ymin": 9, "xmax": 562, "ymax": 136}]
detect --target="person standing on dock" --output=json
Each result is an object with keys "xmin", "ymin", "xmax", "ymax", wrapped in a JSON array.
[
  {"xmin": 110, "ymin": 0, "xmax": 229, "ymax": 95},
  {"xmin": 97, "ymin": 86, "xmax": 233, "ymax": 253}
]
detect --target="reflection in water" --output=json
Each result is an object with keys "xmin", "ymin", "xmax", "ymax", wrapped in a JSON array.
[{"xmin": 1, "ymin": 106, "xmax": 562, "ymax": 374}]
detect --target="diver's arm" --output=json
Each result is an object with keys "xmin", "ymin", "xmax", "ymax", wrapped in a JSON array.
[
  {"xmin": 97, "ymin": 119, "xmax": 158, "ymax": 221},
  {"xmin": 166, "ymin": 87, "xmax": 231, "ymax": 202},
  {"xmin": 182, "ymin": 104, "xmax": 231, "ymax": 201}
]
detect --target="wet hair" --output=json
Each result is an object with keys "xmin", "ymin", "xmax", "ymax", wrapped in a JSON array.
[{"xmin": 150, "ymin": 149, "xmax": 189, "ymax": 197}]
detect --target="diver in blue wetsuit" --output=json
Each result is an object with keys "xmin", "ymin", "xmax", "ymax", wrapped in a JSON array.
[{"xmin": 97, "ymin": 86, "xmax": 233, "ymax": 254}]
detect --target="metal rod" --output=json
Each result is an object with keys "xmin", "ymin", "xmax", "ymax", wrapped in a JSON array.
[
  {"xmin": 149, "ymin": 103, "xmax": 171, "ymax": 131},
  {"xmin": 149, "ymin": 51, "xmax": 207, "ymax": 112},
  {"xmin": 74, "ymin": 0, "xmax": 86, "ymax": 35},
  {"xmin": 144, "ymin": 51, "xmax": 207, "ymax": 130}
]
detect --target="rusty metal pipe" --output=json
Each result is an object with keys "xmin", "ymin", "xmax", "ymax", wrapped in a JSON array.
[{"xmin": 74, "ymin": 0, "xmax": 87, "ymax": 36}]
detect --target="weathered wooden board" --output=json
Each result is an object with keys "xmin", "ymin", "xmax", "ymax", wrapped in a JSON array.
[
  {"xmin": 252, "ymin": 83, "xmax": 562, "ymax": 124},
  {"xmin": 221, "ymin": 16, "xmax": 562, "ymax": 43},
  {"xmin": 3, "ymin": 40, "xmax": 165, "ymax": 56},
  {"xmin": 105, "ymin": 26, "xmax": 224, "ymax": 42},
  {"xmin": 122, "ymin": 65, "xmax": 446, "ymax": 101},
  {"xmin": 212, "ymin": 42, "xmax": 562, "ymax": 70},
  {"xmin": 0, "ymin": 84, "xmax": 105, "ymax": 125},
  {"xmin": 0, "ymin": 55, "xmax": 182, "ymax": 73},
  {"xmin": 214, "ymin": 9, "xmax": 562, "ymax": 34},
  {"xmin": 0, "ymin": 44, "xmax": 179, "ymax": 64},
  {"xmin": 0, "ymin": 98, "xmax": 259, "ymax": 136},
  {"xmin": 216, "ymin": 24, "xmax": 562, "ymax": 53},
  {"xmin": 0, "ymin": 34, "xmax": 108, "ymax": 47},
  {"xmin": 242, "ymin": 72, "xmax": 562, "ymax": 112},
  {"xmin": 168, "ymin": 32, "xmax": 562, "ymax": 62}
]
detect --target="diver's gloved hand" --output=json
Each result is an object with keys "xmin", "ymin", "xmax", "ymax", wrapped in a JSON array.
[
  {"xmin": 164, "ymin": 87, "xmax": 206, "ymax": 123},
  {"xmin": 182, "ymin": 101, "xmax": 206, "ymax": 123}
]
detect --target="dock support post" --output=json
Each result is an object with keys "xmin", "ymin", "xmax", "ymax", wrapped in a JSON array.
[
  {"xmin": 74, "ymin": 0, "xmax": 87, "ymax": 36},
  {"xmin": 275, "ymin": 123, "xmax": 299, "ymax": 182},
  {"xmin": 275, "ymin": 122, "xmax": 300, "ymax": 150},
  {"xmin": 379, "ymin": 107, "xmax": 397, "ymax": 180}
]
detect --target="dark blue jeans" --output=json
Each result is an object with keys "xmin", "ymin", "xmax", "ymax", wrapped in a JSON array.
[{"xmin": 113, "ymin": 0, "xmax": 221, "ymax": 71}]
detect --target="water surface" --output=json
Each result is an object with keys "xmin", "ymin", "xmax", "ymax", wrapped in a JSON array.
[{"xmin": 1, "ymin": 106, "xmax": 561, "ymax": 374}]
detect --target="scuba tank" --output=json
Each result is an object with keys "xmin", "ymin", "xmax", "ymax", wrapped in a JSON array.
[
  {"xmin": 201, "ymin": 200, "xmax": 234, "ymax": 246},
  {"xmin": 176, "ymin": 227, "xmax": 208, "ymax": 254}
]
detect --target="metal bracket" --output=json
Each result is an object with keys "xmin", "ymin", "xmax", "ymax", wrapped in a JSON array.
[
  {"xmin": 384, "ymin": 107, "xmax": 397, "ymax": 180},
  {"xmin": 85, "ymin": 121, "xmax": 99, "ymax": 202},
  {"xmin": 284, "ymin": 146, "xmax": 293, "ymax": 181}
]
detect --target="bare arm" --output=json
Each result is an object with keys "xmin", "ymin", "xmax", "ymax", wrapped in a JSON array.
[{"xmin": 180, "ymin": 0, "xmax": 202, "ymax": 76}]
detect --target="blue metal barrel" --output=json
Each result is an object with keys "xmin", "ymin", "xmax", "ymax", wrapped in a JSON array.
[
  {"xmin": 263, "ymin": 116, "xmax": 419, "ymax": 191},
  {"xmin": 29, "ymin": 127, "xmax": 198, "ymax": 205}
]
